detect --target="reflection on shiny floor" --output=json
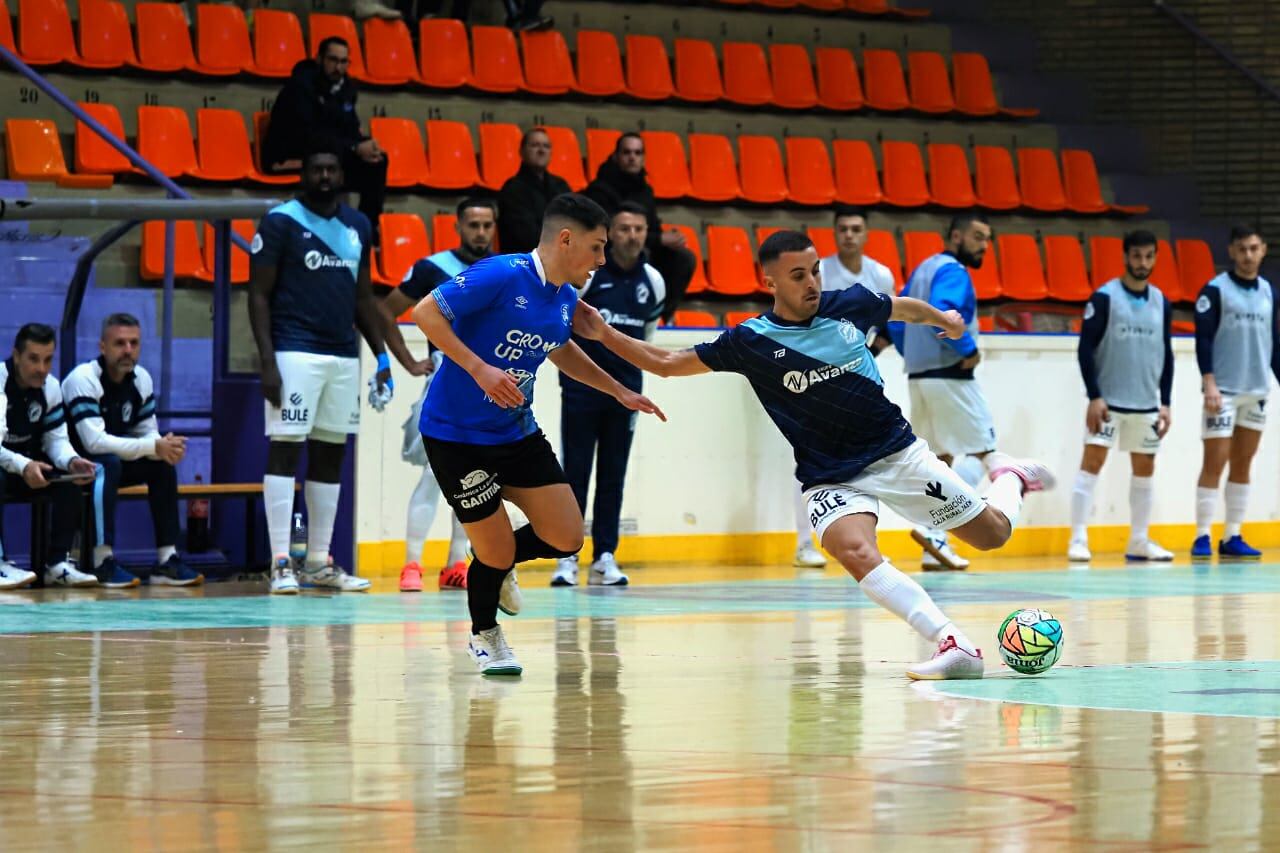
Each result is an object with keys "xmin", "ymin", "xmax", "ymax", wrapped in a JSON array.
[{"xmin": 1, "ymin": 556, "xmax": 1278, "ymax": 850}]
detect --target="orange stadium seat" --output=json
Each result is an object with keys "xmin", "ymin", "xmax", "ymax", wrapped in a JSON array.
[
  {"xmin": 1060, "ymin": 149, "xmax": 1109, "ymax": 214},
  {"xmin": 974, "ymin": 145, "xmax": 1021, "ymax": 210},
  {"xmin": 78, "ymin": 0, "xmax": 137, "ymax": 68},
  {"xmin": 364, "ymin": 18, "xmax": 420, "ymax": 85},
  {"xmin": 907, "ymin": 51, "xmax": 955, "ymax": 113},
  {"xmin": 0, "ymin": 6, "xmax": 14, "ymax": 54},
  {"xmin": 754, "ymin": 226, "xmax": 783, "ymax": 251},
  {"xmin": 198, "ymin": 219, "xmax": 255, "ymax": 284},
  {"xmin": 848, "ymin": 0, "xmax": 930, "ymax": 17},
  {"xmin": 196, "ymin": 108, "xmax": 296, "ymax": 185},
  {"xmin": 17, "ymin": 0, "xmax": 77, "ymax": 65},
  {"xmin": 927, "ymin": 143, "xmax": 977, "ymax": 208},
  {"xmin": 640, "ymin": 130, "xmax": 691, "ymax": 200},
  {"xmin": 195, "ymin": 4, "xmax": 256, "ymax": 75},
  {"xmin": 1017, "ymin": 148, "xmax": 1068, "ymax": 212},
  {"xmin": 74, "ymin": 102, "xmax": 131, "ymax": 175},
  {"xmin": 624, "ymin": 35, "xmax": 674, "ymax": 101},
  {"xmin": 544, "ymin": 125, "xmax": 587, "ymax": 191},
  {"xmin": 832, "ymin": 139, "xmax": 883, "ymax": 205},
  {"xmin": 575, "ymin": 30, "xmax": 625, "ymax": 98},
  {"xmin": 478, "ymin": 122, "xmax": 522, "ymax": 191},
  {"xmin": 865, "ymin": 230, "xmax": 904, "ymax": 288},
  {"xmin": 674, "ymin": 38, "xmax": 724, "ymax": 103},
  {"xmin": 664, "ymin": 224, "xmax": 710, "ymax": 294},
  {"xmin": 785, "ymin": 137, "xmax": 837, "ymax": 205},
  {"xmin": 756, "ymin": 0, "xmax": 798, "ymax": 7},
  {"xmin": 252, "ymin": 10, "xmax": 307, "ymax": 78},
  {"xmin": 671, "ymin": 310, "xmax": 717, "ymax": 328},
  {"xmin": 378, "ymin": 213, "xmax": 430, "ymax": 284},
  {"xmin": 520, "ymin": 29, "xmax": 576, "ymax": 95},
  {"xmin": 970, "ymin": 242, "xmax": 1002, "ymax": 300},
  {"xmin": 770, "ymin": 44, "xmax": 818, "ymax": 110},
  {"xmin": 880, "ymin": 140, "xmax": 931, "ymax": 207},
  {"xmin": 425, "ymin": 120, "xmax": 480, "ymax": 190},
  {"xmin": 722, "ymin": 41, "xmax": 773, "ymax": 107},
  {"xmin": 3, "ymin": 118, "xmax": 112, "ymax": 188},
  {"xmin": 903, "ymin": 230, "xmax": 944, "ymax": 276},
  {"xmin": 307, "ymin": 14, "xmax": 368, "ymax": 81},
  {"xmin": 370, "ymin": 117, "xmax": 429, "ymax": 188},
  {"xmin": 141, "ymin": 220, "xmax": 209, "ymax": 280},
  {"xmin": 952, "ymin": 53, "xmax": 1038, "ymax": 117},
  {"xmin": 800, "ymin": 0, "xmax": 845, "ymax": 9},
  {"xmin": 706, "ymin": 226, "xmax": 761, "ymax": 296},
  {"xmin": 688, "ymin": 133, "xmax": 742, "ymax": 202},
  {"xmin": 1175, "ymin": 239, "xmax": 1216, "ymax": 303},
  {"xmin": 250, "ymin": 111, "xmax": 296, "ymax": 179},
  {"xmin": 586, "ymin": 128, "xmax": 622, "ymax": 180},
  {"xmin": 815, "ymin": 47, "xmax": 863, "ymax": 111},
  {"xmin": 418, "ymin": 18, "xmax": 471, "ymax": 88},
  {"xmin": 738, "ymin": 136, "xmax": 788, "ymax": 204},
  {"xmin": 1149, "ymin": 239, "xmax": 1181, "ymax": 298},
  {"xmin": 432, "ymin": 213, "xmax": 460, "ymax": 252},
  {"xmin": 725, "ymin": 311, "xmax": 758, "ymax": 327},
  {"xmin": 136, "ymin": 106, "xmax": 202, "ymax": 179},
  {"xmin": 136, "ymin": 2, "xmax": 228, "ymax": 74},
  {"xmin": 807, "ymin": 227, "xmax": 837, "ymax": 258},
  {"xmin": 470, "ymin": 25, "xmax": 524, "ymax": 93},
  {"xmin": 1088, "ymin": 235, "xmax": 1124, "ymax": 286},
  {"xmin": 861, "ymin": 49, "xmax": 910, "ymax": 111},
  {"xmin": 1043, "ymin": 235, "xmax": 1093, "ymax": 302}
]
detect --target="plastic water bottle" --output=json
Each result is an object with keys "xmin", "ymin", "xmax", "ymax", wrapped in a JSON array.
[{"xmin": 288, "ymin": 513, "xmax": 307, "ymax": 564}]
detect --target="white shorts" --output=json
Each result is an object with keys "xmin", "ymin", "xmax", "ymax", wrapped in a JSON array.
[
  {"xmin": 1203, "ymin": 394, "xmax": 1267, "ymax": 439},
  {"xmin": 1086, "ymin": 410, "xmax": 1162, "ymax": 454},
  {"xmin": 803, "ymin": 438, "xmax": 987, "ymax": 542},
  {"xmin": 908, "ymin": 378, "xmax": 997, "ymax": 457},
  {"xmin": 264, "ymin": 351, "xmax": 361, "ymax": 437},
  {"xmin": 401, "ymin": 353, "xmax": 444, "ymax": 465}
]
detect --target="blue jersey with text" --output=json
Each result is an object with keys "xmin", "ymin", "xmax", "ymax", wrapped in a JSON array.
[
  {"xmin": 420, "ymin": 252, "xmax": 578, "ymax": 444},
  {"xmin": 694, "ymin": 286, "xmax": 914, "ymax": 491},
  {"xmin": 252, "ymin": 200, "xmax": 371, "ymax": 357}
]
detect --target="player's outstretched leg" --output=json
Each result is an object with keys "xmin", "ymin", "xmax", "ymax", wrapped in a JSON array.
[
  {"xmin": 463, "ymin": 509, "xmax": 522, "ymax": 677},
  {"xmin": 505, "ymin": 483, "xmax": 585, "ymax": 611},
  {"xmin": 949, "ymin": 452, "xmax": 1057, "ymax": 555},
  {"xmin": 820, "ymin": 512, "xmax": 984, "ymax": 681}
]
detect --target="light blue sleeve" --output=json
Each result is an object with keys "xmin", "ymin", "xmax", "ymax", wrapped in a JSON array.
[{"xmin": 929, "ymin": 264, "xmax": 978, "ymax": 356}]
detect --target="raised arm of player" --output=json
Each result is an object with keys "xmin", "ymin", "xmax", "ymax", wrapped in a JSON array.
[
  {"xmin": 573, "ymin": 302, "xmax": 709, "ymax": 378},
  {"xmin": 376, "ymin": 287, "xmax": 433, "ymax": 377},
  {"xmin": 247, "ymin": 258, "xmax": 282, "ymax": 408},
  {"xmin": 548, "ymin": 342, "xmax": 666, "ymax": 421},
  {"xmin": 889, "ymin": 296, "xmax": 967, "ymax": 339},
  {"xmin": 413, "ymin": 294, "xmax": 525, "ymax": 408},
  {"xmin": 353, "ymin": 258, "xmax": 392, "ymax": 392}
]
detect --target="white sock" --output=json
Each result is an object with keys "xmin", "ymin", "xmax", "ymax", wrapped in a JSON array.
[
  {"xmin": 1069, "ymin": 470, "xmax": 1098, "ymax": 542},
  {"xmin": 1128, "ymin": 475, "xmax": 1154, "ymax": 544},
  {"xmin": 405, "ymin": 467, "xmax": 441, "ymax": 564},
  {"xmin": 263, "ymin": 474, "xmax": 296, "ymax": 559},
  {"xmin": 953, "ymin": 454, "xmax": 986, "ymax": 488},
  {"xmin": 986, "ymin": 471, "xmax": 1024, "ymax": 529},
  {"xmin": 1195, "ymin": 486, "xmax": 1217, "ymax": 538},
  {"xmin": 858, "ymin": 560, "xmax": 976, "ymax": 653},
  {"xmin": 1224, "ymin": 481, "xmax": 1249, "ymax": 537},
  {"xmin": 303, "ymin": 481, "xmax": 341, "ymax": 569},
  {"xmin": 447, "ymin": 514, "xmax": 469, "ymax": 564},
  {"xmin": 157, "ymin": 545, "xmax": 176, "ymax": 564},
  {"xmin": 93, "ymin": 545, "xmax": 113, "ymax": 568},
  {"xmin": 794, "ymin": 483, "xmax": 811, "ymax": 550}
]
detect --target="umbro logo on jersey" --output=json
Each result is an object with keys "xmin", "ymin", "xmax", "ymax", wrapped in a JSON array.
[
  {"xmin": 515, "ymin": 296, "xmax": 528, "ymax": 309},
  {"xmin": 925, "ymin": 481, "xmax": 946, "ymax": 501},
  {"xmin": 289, "ymin": 392, "xmax": 304, "ymax": 407},
  {"xmin": 774, "ymin": 348, "xmax": 786, "ymax": 358}
]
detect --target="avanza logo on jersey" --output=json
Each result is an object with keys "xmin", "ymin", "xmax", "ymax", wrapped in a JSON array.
[
  {"xmin": 303, "ymin": 250, "xmax": 359, "ymax": 273},
  {"xmin": 782, "ymin": 358, "xmax": 863, "ymax": 393}
]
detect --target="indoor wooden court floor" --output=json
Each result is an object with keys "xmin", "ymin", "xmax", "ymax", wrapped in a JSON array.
[{"xmin": 1, "ymin": 556, "xmax": 1278, "ymax": 851}]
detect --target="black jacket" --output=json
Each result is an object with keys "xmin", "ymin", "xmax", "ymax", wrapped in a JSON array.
[
  {"xmin": 497, "ymin": 164, "xmax": 572, "ymax": 254},
  {"xmin": 584, "ymin": 158, "xmax": 663, "ymax": 252},
  {"xmin": 263, "ymin": 60, "xmax": 364, "ymax": 169}
]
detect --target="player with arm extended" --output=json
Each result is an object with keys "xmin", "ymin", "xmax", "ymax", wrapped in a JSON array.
[
  {"xmin": 572, "ymin": 230, "xmax": 1055, "ymax": 680},
  {"xmin": 412, "ymin": 193, "xmax": 664, "ymax": 676}
]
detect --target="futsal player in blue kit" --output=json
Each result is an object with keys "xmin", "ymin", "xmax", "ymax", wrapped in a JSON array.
[
  {"xmin": 412, "ymin": 193, "xmax": 665, "ymax": 676},
  {"xmin": 573, "ymin": 231, "xmax": 1055, "ymax": 680}
]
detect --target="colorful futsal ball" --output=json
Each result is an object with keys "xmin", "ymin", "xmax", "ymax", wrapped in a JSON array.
[{"xmin": 997, "ymin": 608, "xmax": 1063, "ymax": 675}]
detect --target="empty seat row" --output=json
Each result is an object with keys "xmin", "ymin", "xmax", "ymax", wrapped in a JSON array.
[
  {"xmin": 712, "ymin": 0, "xmax": 929, "ymax": 17},
  {"xmin": 2, "ymin": 0, "xmax": 1027, "ymax": 117}
]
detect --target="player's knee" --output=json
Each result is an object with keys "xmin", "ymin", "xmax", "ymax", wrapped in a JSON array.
[
  {"xmin": 473, "ymin": 541, "xmax": 515, "ymax": 569},
  {"xmin": 831, "ymin": 538, "xmax": 881, "ymax": 574},
  {"xmin": 965, "ymin": 512, "xmax": 1011, "ymax": 551},
  {"xmin": 544, "ymin": 528, "xmax": 584, "ymax": 556},
  {"xmin": 306, "ymin": 436, "xmax": 347, "ymax": 483},
  {"xmin": 266, "ymin": 439, "xmax": 304, "ymax": 476}
]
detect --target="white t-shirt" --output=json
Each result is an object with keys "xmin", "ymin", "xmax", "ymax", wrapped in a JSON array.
[{"xmin": 819, "ymin": 253, "xmax": 897, "ymax": 298}]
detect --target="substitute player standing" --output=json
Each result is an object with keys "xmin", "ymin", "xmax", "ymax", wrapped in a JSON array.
[
  {"xmin": 1068, "ymin": 230, "xmax": 1174, "ymax": 563},
  {"xmin": 249, "ymin": 139, "xmax": 393, "ymax": 594},
  {"xmin": 890, "ymin": 212, "xmax": 1001, "ymax": 572},
  {"xmin": 378, "ymin": 197, "xmax": 498, "ymax": 592},
  {"xmin": 1192, "ymin": 225, "xmax": 1280, "ymax": 559},
  {"xmin": 574, "ymin": 231, "xmax": 1056, "ymax": 680},
  {"xmin": 412, "ymin": 193, "xmax": 664, "ymax": 677}
]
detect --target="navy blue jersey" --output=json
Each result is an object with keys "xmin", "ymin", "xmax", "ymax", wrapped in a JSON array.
[
  {"xmin": 421, "ymin": 251, "xmax": 579, "ymax": 445},
  {"xmin": 695, "ymin": 287, "xmax": 914, "ymax": 491},
  {"xmin": 251, "ymin": 199, "xmax": 371, "ymax": 357},
  {"xmin": 399, "ymin": 249, "xmax": 478, "ymax": 355}
]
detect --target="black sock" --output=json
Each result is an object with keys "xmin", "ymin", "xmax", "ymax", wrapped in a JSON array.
[
  {"xmin": 513, "ymin": 524, "xmax": 576, "ymax": 564},
  {"xmin": 468, "ymin": 558, "xmax": 511, "ymax": 634}
]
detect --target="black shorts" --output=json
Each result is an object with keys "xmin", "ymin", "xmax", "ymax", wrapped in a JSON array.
[{"xmin": 423, "ymin": 429, "xmax": 568, "ymax": 523}]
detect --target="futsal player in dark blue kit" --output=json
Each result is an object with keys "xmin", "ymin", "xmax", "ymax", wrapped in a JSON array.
[
  {"xmin": 412, "ymin": 193, "xmax": 665, "ymax": 676},
  {"xmin": 573, "ymin": 230, "xmax": 1056, "ymax": 680}
]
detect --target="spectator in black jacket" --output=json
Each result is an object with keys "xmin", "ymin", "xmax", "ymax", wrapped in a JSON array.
[
  {"xmin": 584, "ymin": 133, "xmax": 695, "ymax": 321},
  {"xmin": 497, "ymin": 128, "xmax": 571, "ymax": 253},
  {"xmin": 262, "ymin": 37, "xmax": 388, "ymax": 240}
]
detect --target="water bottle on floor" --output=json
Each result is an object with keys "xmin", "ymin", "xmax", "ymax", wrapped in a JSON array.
[{"xmin": 289, "ymin": 513, "xmax": 307, "ymax": 567}]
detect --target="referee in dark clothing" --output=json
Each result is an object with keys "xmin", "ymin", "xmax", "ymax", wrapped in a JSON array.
[{"xmin": 497, "ymin": 128, "xmax": 572, "ymax": 253}]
